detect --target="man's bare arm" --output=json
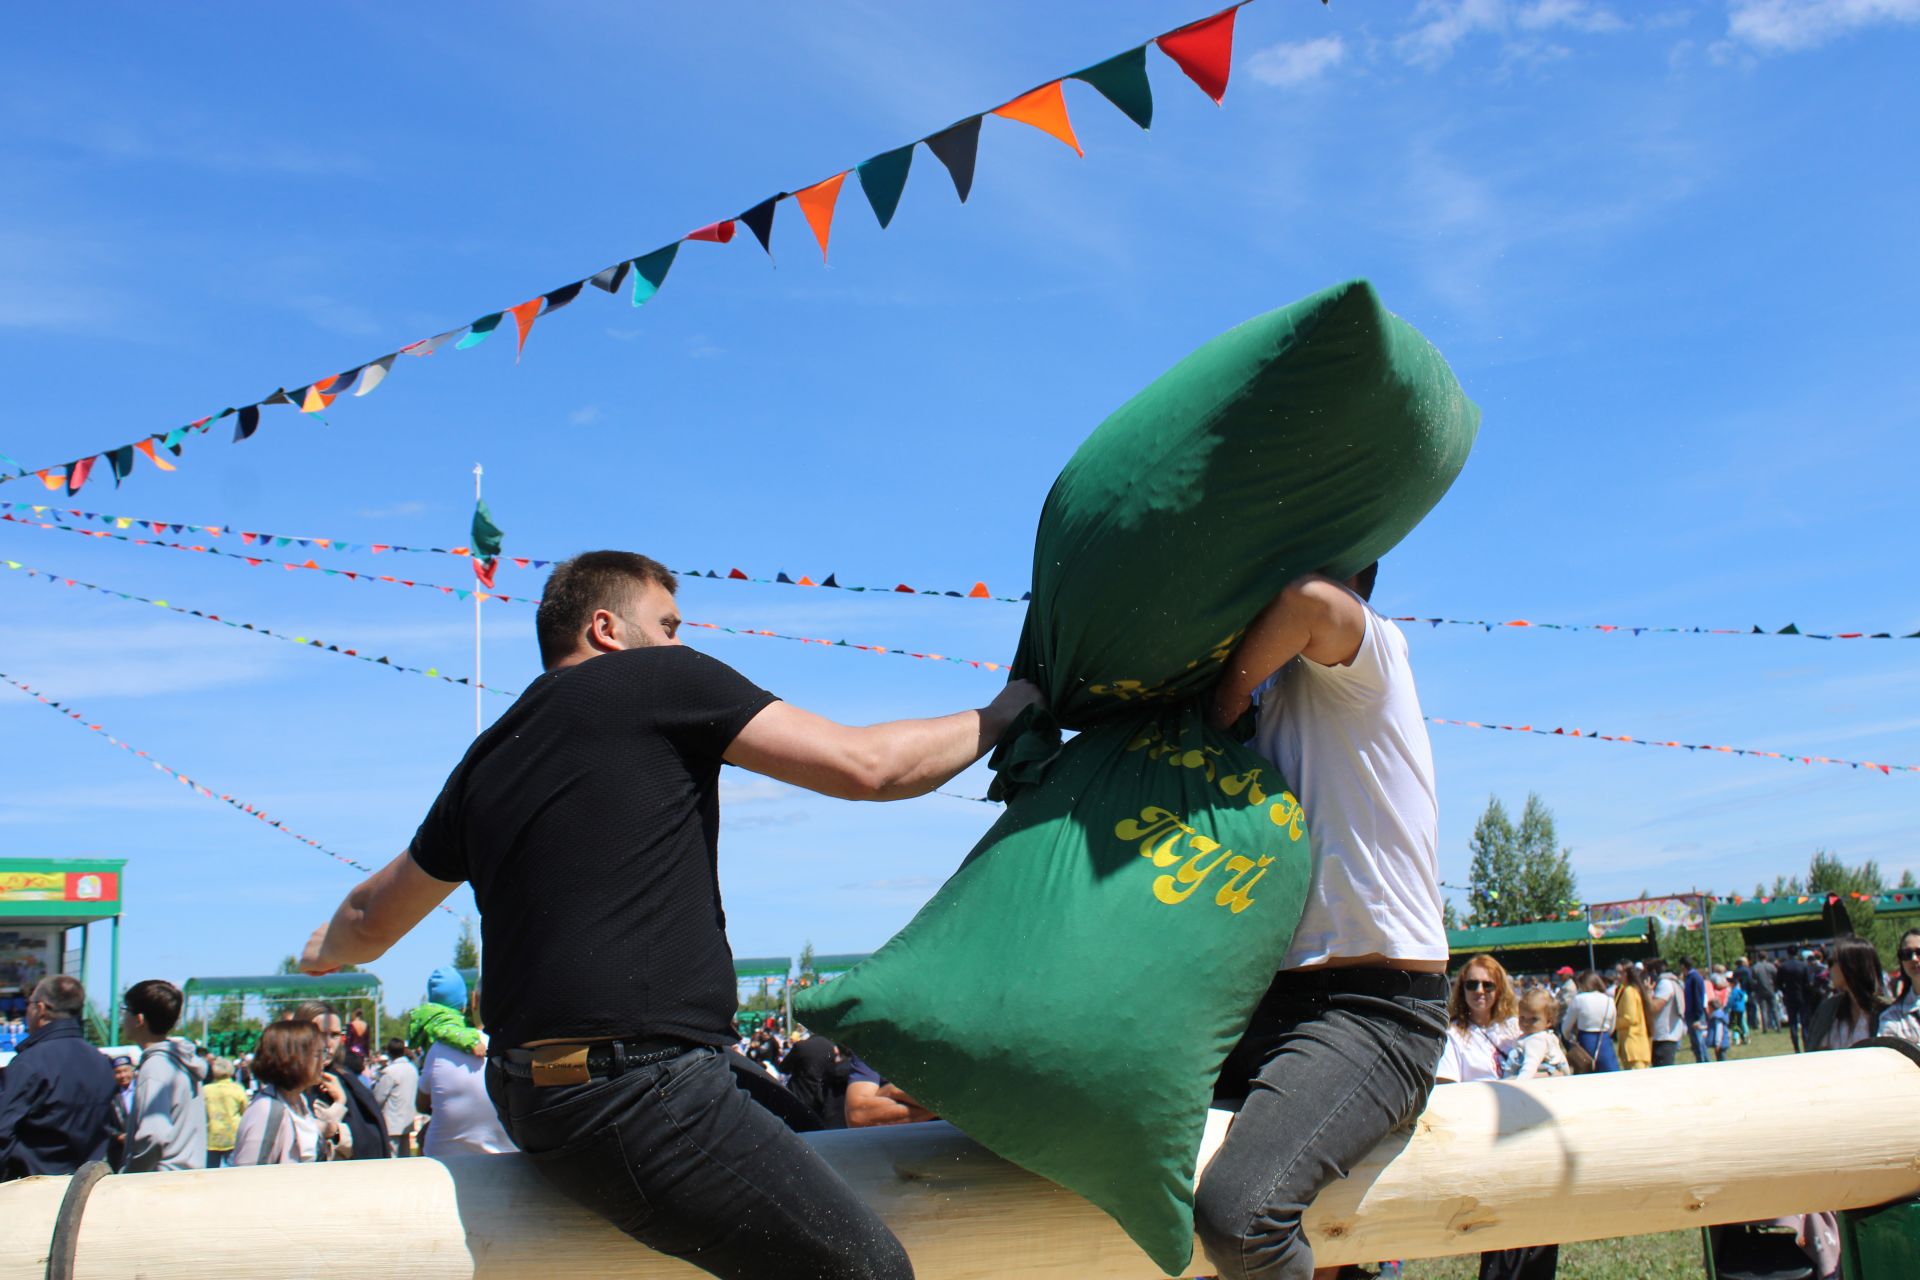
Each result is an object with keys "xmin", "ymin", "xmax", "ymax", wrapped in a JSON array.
[
  {"xmin": 725, "ymin": 681, "xmax": 1041, "ymax": 802},
  {"xmin": 844, "ymin": 1080, "xmax": 936, "ymax": 1127},
  {"xmin": 299, "ymin": 850, "xmax": 461, "ymax": 974},
  {"xmin": 1208, "ymin": 574, "xmax": 1369, "ymax": 730}
]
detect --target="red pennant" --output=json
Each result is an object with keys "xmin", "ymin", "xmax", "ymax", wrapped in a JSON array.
[
  {"xmin": 1157, "ymin": 6, "xmax": 1239, "ymax": 105},
  {"xmin": 508, "ymin": 297, "xmax": 543, "ymax": 360},
  {"xmin": 686, "ymin": 220, "xmax": 737, "ymax": 244},
  {"xmin": 728, "ymin": 568, "xmax": 749, "ymax": 580},
  {"xmin": 66, "ymin": 457, "xmax": 96, "ymax": 495},
  {"xmin": 473, "ymin": 557, "xmax": 499, "ymax": 589}
]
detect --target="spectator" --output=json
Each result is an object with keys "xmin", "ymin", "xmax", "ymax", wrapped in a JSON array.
[
  {"xmin": 203, "ymin": 1057, "xmax": 248, "ymax": 1168},
  {"xmin": 120, "ymin": 978, "xmax": 208, "ymax": 1172},
  {"xmin": 344, "ymin": 1010, "xmax": 372, "ymax": 1061},
  {"xmin": 1644, "ymin": 958, "xmax": 1687, "ymax": 1067},
  {"xmin": 417, "ymin": 985, "xmax": 515, "ymax": 1158},
  {"xmin": 1776, "ymin": 950, "xmax": 1816, "ymax": 1053},
  {"xmin": 105, "ymin": 1054, "xmax": 135, "ymax": 1170},
  {"xmin": 372, "ymin": 1038, "xmax": 419, "ymax": 1156},
  {"xmin": 1806, "ymin": 937, "xmax": 1888, "ymax": 1052},
  {"xmin": 294, "ymin": 999, "xmax": 387, "ymax": 1160},
  {"xmin": 1750, "ymin": 953, "xmax": 1779, "ymax": 1033},
  {"xmin": 1561, "ymin": 971, "xmax": 1619, "ymax": 1072},
  {"xmin": 1435, "ymin": 955, "xmax": 1521, "ymax": 1084},
  {"xmin": 844, "ymin": 1052, "xmax": 936, "ymax": 1128},
  {"xmin": 1707, "ymin": 998, "xmax": 1735, "ymax": 1061},
  {"xmin": 1612, "ymin": 962, "xmax": 1652, "ymax": 1070},
  {"xmin": 776, "ymin": 1035, "xmax": 847, "ymax": 1131},
  {"xmin": 1552, "ymin": 965, "xmax": 1577, "ymax": 1009},
  {"xmin": 229, "ymin": 1021, "xmax": 340, "ymax": 1165},
  {"xmin": 406, "ymin": 967, "xmax": 485, "ymax": 1059},
  {"xmin": 1726, "ymin": 980, "xmax": 1750, "ymax": 1046},
  {"xmin": 1879, "ymin": 928, "xmax": 1920, "ymax": 1045},
  {"xmin": 1679, "ymin": 957, "xmax": 1710, "ymax": 1064},
  {"xmin": 1437, "ymin": 959, "xmax": 1551, "ymax": 1280},
  {"xmin": 1505, "ymin": 991, "xmax": 1572, "ymax": 1078},
  {"xmin": 0, "ymin": 975, "xmax": 115, "ymax": 1180}
]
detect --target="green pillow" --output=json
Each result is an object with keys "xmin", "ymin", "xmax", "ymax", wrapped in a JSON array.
[
  {"xmin": 794, "ymin": 706, "xmax": 1310, "ymax": 1274},
  {"xmin": 1014, "ymin": 278, "xmax": 1480, "ymax": 727}
]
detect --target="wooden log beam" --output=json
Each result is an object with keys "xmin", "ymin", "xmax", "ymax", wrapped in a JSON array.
[{"xmin": 4, "ymin": 1049, "xmax": 1917, "ymax": 1279}]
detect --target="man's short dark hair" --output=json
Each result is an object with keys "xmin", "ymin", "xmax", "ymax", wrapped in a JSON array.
[
  {"xmin": 30, "ymin": 974, "xmax": 86, "ymax": 1019},
  {"xmin": 1353, "ymin": 561, "xmax": 1379, "ymax": 602},
  {"xmin": 385, "ymin": 1038, "xmax": 408, "ymax": 1059},
  {"xmin": 536, "ymin": 551, "xmax": 679, "ymax": 669},
  {"xmin": 125, "ymin": 979, "xmax": 183, "ymax": 1037},
  {"xmin": 292, "ymin": 999, "xmax": 336, "ymax": 1025}
]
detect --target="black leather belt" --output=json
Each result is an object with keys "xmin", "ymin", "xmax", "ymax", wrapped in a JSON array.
[
  {"xmin": 1272, "ymin": 967, "xmax": 1450, "ymax": 1001},
  {"xmin": 496, "ymin": 1037, "xmax": 696, "ymax": 1087}
]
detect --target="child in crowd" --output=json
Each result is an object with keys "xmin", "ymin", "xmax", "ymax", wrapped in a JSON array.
[
  {"xmin": 1706, "ymin": 997, "xmax": 1732, "ymax": 1061},
  {"xmin": 1726, "ymin": 982, "xmax": 1749, "ymax": 1046},
  {"xmin": 406, "ymin": 967, "xmax": 485, "ymax": 1059},
  {"xmin": 1501, "ymin": 990, "xmax": 1571, "ymax": 1079}
]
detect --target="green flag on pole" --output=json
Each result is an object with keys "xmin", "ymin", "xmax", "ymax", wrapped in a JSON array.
[{"xmin": 471, "ymin": 499, "xmax": 504, "ymax": 559}]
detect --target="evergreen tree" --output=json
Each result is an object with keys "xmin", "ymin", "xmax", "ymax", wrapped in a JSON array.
[
  {"xmin": 1441, "ymin": 899, "xmax": 1461, "ymax": 932},
  {"xmin": 1901, "ymin": 869, "xmax": 1917, "ymax": 890},
  {"xmin": 1466, "ymin": 797, "xmax": 1519, "ymax": 926},
  {"xmin": 452, "ymin": 916, "xmax": 481, "ymax": 970},
  {"xmin": 1514, "ymin": 792, "xmax": 1579, "ymax": 921}
]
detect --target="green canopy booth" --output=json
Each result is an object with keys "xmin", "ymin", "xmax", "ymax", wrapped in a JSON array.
[
  {"xmin": 0, "ymin": 858, "xmax": 125, "ymax": 1038},
  {"xmin": 1446, "ymin": 916, "xmax": 1659, "ymax": 976},
  {"xmin": 181, "ymin": 972, "xmax": 385, "ymax": 1055},
  {"xmin": 734, "ymin": 956, "xmax": 792, "ymax": 1036}
]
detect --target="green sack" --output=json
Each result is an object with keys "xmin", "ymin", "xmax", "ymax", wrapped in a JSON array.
[
  {"xmin": 793, "ymin": 705, "xmax": 1310, "ymax": 1274},
  {"xmin": 1014, "ymin": 278, "xmax": 1480, "ymax": 726}
]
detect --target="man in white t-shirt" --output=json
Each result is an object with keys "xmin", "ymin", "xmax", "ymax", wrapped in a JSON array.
[
  {"xmin": 1193, "ymin": 563, "xmax": 1451, "ymax": 1280},
  {"xmin": 1644, "ymin": 958, "xmax": 1687, "ymax": 1067}
]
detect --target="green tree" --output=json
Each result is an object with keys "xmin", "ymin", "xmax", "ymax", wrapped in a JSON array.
[
  {"xmin": 452, "ymin": 916, "xmax": 480, "ymax": 970},
  {"xmin": 1441, "ymin": 899, "xmax": 1461, "ymax": 932},
  {"xmin": 798, "ymin": 940, "xmax": 817, "ymax": 983},
  {"xmin": 1900, "ymin": 869, "xmax": 1917, "ymax": 890},
  {"xmin": 1465, "ymin": 793, "xmax": 1579, "ymax": 926}
]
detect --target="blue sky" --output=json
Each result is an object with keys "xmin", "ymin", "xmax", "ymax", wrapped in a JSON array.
[{"xmin": 3, "ymin": 1, "xmax": 1916, "ymax": 1013}]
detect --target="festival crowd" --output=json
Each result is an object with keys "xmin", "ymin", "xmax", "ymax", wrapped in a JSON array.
[{"xmin": 0, "ymin": 964, "xmax": 517, "ymax": 1178}]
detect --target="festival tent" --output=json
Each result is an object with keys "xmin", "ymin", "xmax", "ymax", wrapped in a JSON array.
[
  {"xmin": 1444, "ymin": 916, "xmax": 1659, "ymax": 974},
  {"xmin": 181, "ymin": 972, "xmax": 385, "ymax": 1047}
]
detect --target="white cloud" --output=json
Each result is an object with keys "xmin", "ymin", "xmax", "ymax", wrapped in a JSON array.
[
  {"xmin": 1247, "ymin": 35, "xmax": 1349, "ymax": 88},
  {"xmin": 1726, "ymin": 0, "xmax": 1920, "ymax": 51},
  {"xmin": 1397, "ymin": 0, "xmax": 1629, "ymax": 66},
  {"xmin": 568, "ymin": 405, "xmax": 602, "ymax": 426}
]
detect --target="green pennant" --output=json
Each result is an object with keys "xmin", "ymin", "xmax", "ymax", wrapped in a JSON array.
[
  {"xmin": 857, "ymin": 145, "xmax": 915, "ymax": 229},
  {"xmin": 471, "ymin": 499, "xmax": 505, "ymax": 559},
  {"xmin": 631, "ymin": 243, "xmax": 680, "ymax": 306},
  {"xmin": 1073, "ymin": 46, "xmax": 1153, "ymax": 130}
]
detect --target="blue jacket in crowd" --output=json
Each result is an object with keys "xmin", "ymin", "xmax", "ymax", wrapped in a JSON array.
[
  {"xmin": 1684, "ymin": 967, "xmax": 1709, "ymax": 1025},
  {"xmin": 0, "ymin": 1017, "xmax": 115, "ymax": 1180}
]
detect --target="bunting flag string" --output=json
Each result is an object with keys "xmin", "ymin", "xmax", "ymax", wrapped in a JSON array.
[
  {"xmin": 12, "ymin": 502, "xmax": 1916, "ymax": 637},
  {"xmin": 0, "ymin": 557, "xmax": 516, "ymax": 697},
  {"xmin": 1424, "ymin": 717, "xmax": 1916, "ymax": 777},
  {"xmin": 0, "ymin": 672, "xmax": 452, "ymax": 911},
  {"xmin": 1, "ymin": 2, "xmax": 1256, "ymax": 496}
]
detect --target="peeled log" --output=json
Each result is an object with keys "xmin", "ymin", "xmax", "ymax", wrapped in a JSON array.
[{"xmin": 5, "ymin": 1050, "xmax": 1918, "ymax": 1279}]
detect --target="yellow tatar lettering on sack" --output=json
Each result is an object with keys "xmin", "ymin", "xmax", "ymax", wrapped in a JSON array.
[
  {"xmin": 1267, "ymin": 793, "xmax": 1305, "ymax": 841},
  {"xmin": 1115, "ymin": 807, "xmax": 1195, "ymax": 868},
  {"xmin": 1215, "ymin": 855, "xmax": 1276, "ymax": 914},
  {"xmin": 1218, "ymin": 767, "xmax": 1268, "ymax": 806},
  {"xmin": 1152, "ymin": 837, "xmax": 1236, "ymax": 905}
]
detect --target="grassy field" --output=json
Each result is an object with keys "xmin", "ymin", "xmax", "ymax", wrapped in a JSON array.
[{"xmin": 1389, "ymin": 1026, "xmax": 1804, "ymax": 1280}]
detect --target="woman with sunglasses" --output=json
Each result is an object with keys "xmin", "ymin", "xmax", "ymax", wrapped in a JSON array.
[
  {"xmin": 1879, "ymin": 929, "xmax": 1920, "ymax": 1045},
  {"xmin": 1435, "ymin": 954, "xmax": 1520, "ymax": 1085}
]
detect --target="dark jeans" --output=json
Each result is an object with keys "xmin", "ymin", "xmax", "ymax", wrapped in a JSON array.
[
  {"xmin": 1194, "ymin": 971, "xmax": 1448, "ymax": 1280},
  {"xmin": 488, "ymin": 1046, "xmax": 911, "ymax": 1280},
  {"xmin": 1480, "ymin": 1244, "xmax": 1559, "ymax": 1279},
  {"xmin": 1650, "ymin": 1039, "xmax": 1680, "ymax": 1067},
  {"xmin": 1785, "ymin": 1003, "xmax": 1808, "ymax": 1053},
  {"xmin": 1688, "ymin": 1023, "xmax": 1710, "ymax": 1064}
]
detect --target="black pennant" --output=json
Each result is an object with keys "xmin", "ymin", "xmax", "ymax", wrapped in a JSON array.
[
  {"xmin": 741, "ymin": 196, "xmax": 783, "ymax": 256},
  {"xmin": 925, "ymin": 117, "xmax": 983, "ymax": 202}
]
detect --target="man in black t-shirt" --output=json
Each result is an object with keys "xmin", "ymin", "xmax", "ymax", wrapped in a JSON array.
[{"xmin": 299, "ymin": 550, "xmax": 1039, "ymax": 1280}]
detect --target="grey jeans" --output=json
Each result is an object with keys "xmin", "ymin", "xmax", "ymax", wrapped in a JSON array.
[{"xmin": 1194, "ymin": 969, "xmax": 1448, "ymax": 1280}]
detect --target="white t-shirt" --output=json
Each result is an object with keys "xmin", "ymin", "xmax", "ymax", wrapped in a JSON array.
[
  {"xmin": 421, "ymin": 1043, "xmax": 517, "ymax": 1158},
  {"xmin": 1650, "ymin": 974, "xmax": 1686, "ymax": 1042},
  {"xmin": 1435, "ymin": 1017, "xmax": 1521, "ymax": 1083},
  {"xmin": 229, "ymin": 1089, "xmax": 324, "ymax": 1165},
  {"xmin": 1563, "ymin": 990, "xmax": 1617, "ymax": 1036},
  {"xmin": 1879, "ymin": 990, "xmax": 1920, "ymax": 1045},
  {"xmin": 1250, "ymin": 604, "xmax": 1446, "ymax": 969}
]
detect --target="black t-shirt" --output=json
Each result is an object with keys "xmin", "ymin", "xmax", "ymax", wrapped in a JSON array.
[{"xmin": 409, "ymin": 646, "xmax": 777, "ymax": 1051}]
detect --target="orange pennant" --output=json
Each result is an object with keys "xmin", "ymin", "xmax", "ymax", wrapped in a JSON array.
[
  {"xmin": 132, "ymin": 440, "xmax": 178, "ymax": 472},
  {"xmin": 37, "ymin": 469, "xmax": 64, "ymax": 491},
  {"xmin": 993, "ymin": 81, "xmax": 1082, "ymax": 157},
  {"xmin": 968, "ymin": 582, "xmax": 991, "ymax": 598},
  {"xmin": 794, "ymin": 172, "xmax": 849, "ymax": 262},
  {"xmin": 300, "ymin": 375, "xmax": 340, "ymax": 414},
  {"xmin": 508, "ymin": 297, "xmax": 544, "ymax": 360}
]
